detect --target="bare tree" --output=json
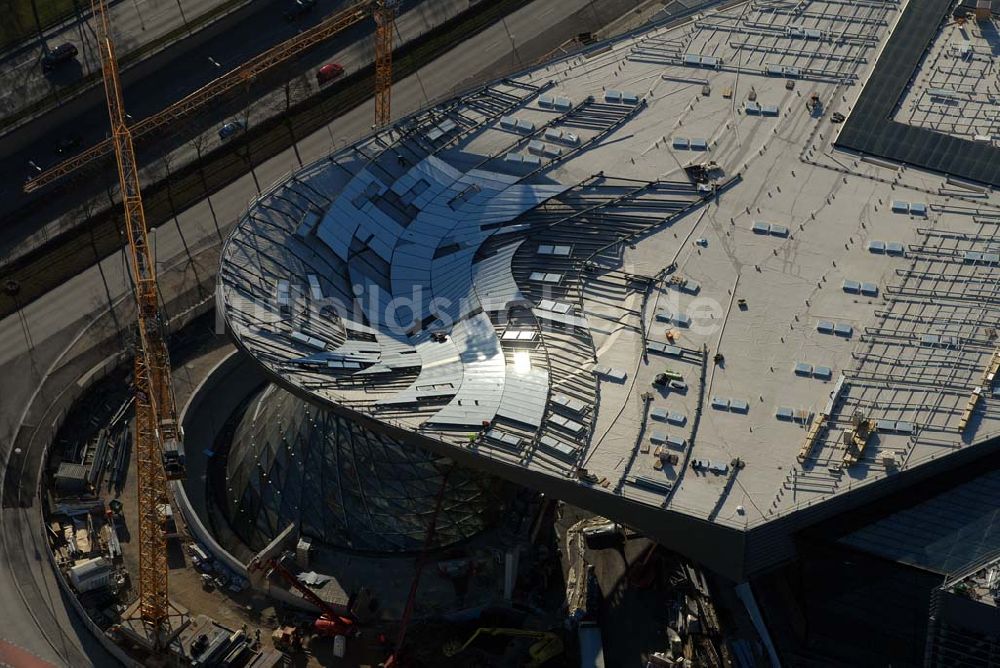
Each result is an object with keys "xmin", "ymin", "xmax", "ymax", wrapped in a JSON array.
[
  {"xmin": 189, "ymin": 132, "xmax": 207, "ymax": 161},
  {"xmin": 240, "ymin": 97, "xmax": 261, "ymax": 193}
]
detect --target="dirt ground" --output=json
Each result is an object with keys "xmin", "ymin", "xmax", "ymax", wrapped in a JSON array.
[{"xmin": 556, "ymin": 504, "xmax": 681, "ymax": 668}]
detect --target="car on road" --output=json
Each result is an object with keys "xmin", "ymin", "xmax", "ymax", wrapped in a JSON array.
[
  {"xmin": 41, "ymin": 43, "xmax": 78, "ymax": 72},
  {"xmin": 25, "ymin": 160, "xmax": 42, "ymax": 181},
  {"xmin": 316, "ymin": 62, "xmax": 344, "ymax": 84},
  {"xmin": 54, "ymin": 136, "xmax": 81, "ymax": 155},
  {"xmin": 218, "ymin": 120, "xmax": 246, "ymax": 140},
  {"xmin": 284, "ymin": 0, "xmax": 317, "ymax": 20}
]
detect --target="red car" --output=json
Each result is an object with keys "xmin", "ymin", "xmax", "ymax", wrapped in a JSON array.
[{"xmin": 317, "ymin": 63, "xmax": 344, "ymax": 85}]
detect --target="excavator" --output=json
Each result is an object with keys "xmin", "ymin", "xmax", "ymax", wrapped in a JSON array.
[
  {"xmin": 442, "ymin": 628, "xmax": 564, "ymax": 667},
  {"xmin": 252, "ymin": 554, "xmax": 358, "ymax": 641}
]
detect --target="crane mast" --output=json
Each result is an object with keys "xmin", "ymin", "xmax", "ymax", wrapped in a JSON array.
[
  {"xmin": 91, "ymin": 0, "xmax": 182, "ymax": 644},
  {"xmin": 374, "ymin": 0, "xmax": 397, "ymax": 126},
  {"xmin": 84, "ymin": 0, "xmax": 397, "ymax": 644}
]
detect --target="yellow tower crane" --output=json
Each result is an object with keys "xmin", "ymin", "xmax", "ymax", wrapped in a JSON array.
[
  {"xmin": 91, "ymin": 0, "xmax": 184, "ymax": 649},
  {"xmin": 374, "ymin": 0, "xmax": 398, "ymax": 127},
  {"xmin": 86, "ymin": 0, "xmax": 402, "ymax": 651}
]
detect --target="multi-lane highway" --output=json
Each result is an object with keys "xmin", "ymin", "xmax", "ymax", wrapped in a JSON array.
[
  {"xmin": 0, "ymin": 0, "xmax": 711, "ymax": 663},
  {"xmin": 0, "ymin": 0, "xmax": 247, "ymax": 131},
  {"xmin": 0, "ymin": 0, "xmax": 374, "ymax": 232}
]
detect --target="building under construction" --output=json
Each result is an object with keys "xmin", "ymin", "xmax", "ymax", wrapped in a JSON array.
[
  {"xmin": 23, "ymin": 0, "xmax": 1000, "ymax": 664},
  {"xmin": 218, "ymin": 0, "xmax": 1000, "ymax": 587}
]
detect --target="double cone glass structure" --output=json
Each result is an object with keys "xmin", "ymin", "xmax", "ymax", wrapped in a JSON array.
[{"xmin": 225, "ymin": 384, "xmax": 503, "ymax": 553}]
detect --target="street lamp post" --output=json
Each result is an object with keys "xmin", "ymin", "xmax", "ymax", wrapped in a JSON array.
[
  {"xmin": 29, "ymin": 0, "xmax": 44, "ymax": 44},
  {"xmin": 4, "ymin": 279, "xmax": 34, "ymax": 352},
  {"xmin": 502, "ymin": 18, "xmax": 521, "ymax": 66}
]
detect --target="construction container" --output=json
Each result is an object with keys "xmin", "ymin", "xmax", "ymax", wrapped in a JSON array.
[{"xmin": 69, "ymin": 556, "xmax": 113, "ymax": 593}]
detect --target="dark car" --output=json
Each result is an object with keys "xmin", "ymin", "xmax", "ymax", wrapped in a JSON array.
[
  {"xmin": 41, "ymin": 42, "xmax": 78, "ymax": 72},
  {"xmin": 54, "ymin": 136, "xmax": 81, "ymax": 155},
  {"xmin": 218, "ymin": 120, "xmax": 246, "ymax": 140},
  {"xmin": 316, "ymin": 62, "xmax": 344, "ymax": 84},
  {"xmin": 284, "ymin": 0, "xmax": 317, "ymax": 20}
]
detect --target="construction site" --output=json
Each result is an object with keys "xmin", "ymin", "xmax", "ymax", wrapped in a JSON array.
[
  {"xmin": 5, "ymin": 0, "xmax": 1000, "ymax": 666},
  {"xmin": 43, "ymin": 317, "xmax": 745, "ymax": 667}
]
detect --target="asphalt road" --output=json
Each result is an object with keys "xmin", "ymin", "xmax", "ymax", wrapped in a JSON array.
[
  {"xmin": 0, "ymin": 0, "xmax": 478, "ymax": 412},
  {"xmin": 0, "ymin": 0, "xmax": 704, "ymax": 663},
  {"xmin": 0, "ymin": 0, "xmax": 379, "ymax": 229},
  {"xmin": 0, "ymin": 0, "xmax": 242, "ymax": 124}
]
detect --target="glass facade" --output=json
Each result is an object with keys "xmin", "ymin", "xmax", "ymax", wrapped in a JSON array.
[
  {"xmin": 838, "ymin": 467, "xmax": 1000, "ymax": 575},
  {"xmin": 225, "ymin": 384, "xmax": 503, "ymax": 553}
]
